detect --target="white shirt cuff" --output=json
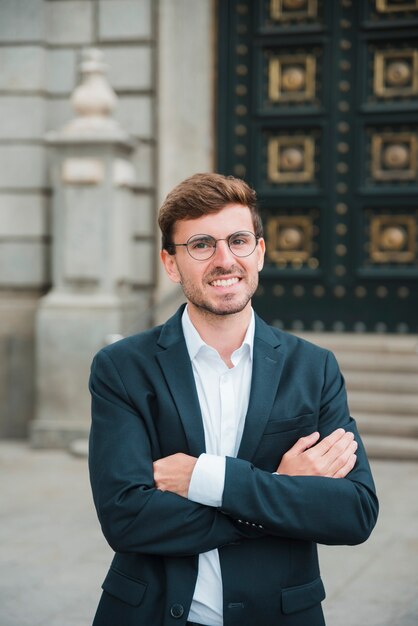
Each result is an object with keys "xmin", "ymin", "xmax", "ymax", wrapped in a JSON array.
[{"xmin": 187, "ymin": 453, "xmax": 225, "ymax": 507}]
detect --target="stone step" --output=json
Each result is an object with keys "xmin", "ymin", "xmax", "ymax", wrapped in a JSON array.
[
  {"xmin": 362, "ymin": 434, "xmax": 418, "ymax": 460},
  {"xmin": 297, "ymin": 332, "xmax": 418, "ymax": 354},
  {"xmin": 349, "ymin": 391, "xmax": 418, "ymax": 415},
  {"xmin": 337, "ymin": 352, "xmax": 418, "ymax": 373},
  {"xmin": 295, "ymin": 333, "xmax": 418, "ymax": 460},
  {"xmin": 356, "ymin": 414, "xmax": 418, "ymax": 438},
  {"xmin": 345, "ymin": 370, "xmax": 418, "ymax": 394}
]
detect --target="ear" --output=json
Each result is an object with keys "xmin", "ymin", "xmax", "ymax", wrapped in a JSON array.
[
  {"xmin": 160, "ymin": 249, "xmax": 181, "ymax": 283},
  {"xmin": 257, "ymin": 238, "xmax": 266, "ymax": 272}
]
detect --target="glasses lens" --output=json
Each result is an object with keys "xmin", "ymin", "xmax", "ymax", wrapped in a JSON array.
[
  {"xmin": 228, "ymin": 231, "xmax": 257, "ymax": 257},
  {"xmin": 186, "ymin": 235, "xmax": 216, "ymax": 260}
]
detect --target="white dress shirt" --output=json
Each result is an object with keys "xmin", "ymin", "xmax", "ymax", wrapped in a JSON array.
[{"xmin": 182, "ymin": 306, "xmax": 254, "ymax": 626}]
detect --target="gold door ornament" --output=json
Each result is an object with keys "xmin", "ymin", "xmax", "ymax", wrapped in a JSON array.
[
  {"xmin": 268, "ymin": 54, "xmax": 316, "ymax": 102},
  {"xmin": 375, "ymin": 0, "xmax": 418, "ymax": 12},
  {"xmin": 267, "ymin": 215, "xmax": 315, "ymax": 265},
  {"xmin": 374, "ymin": 49, "xmax": 418, "ymax": 97},
  {"xmin": 371, "ymin": 133, "xmax": 418, "ymax": 181},
  {"xmin": 270, "ymin": 0, "xmax": 318, "ymax": 21},
  {"xmin": 370, "ymin": 215, "xmax": 417, "ymax": 263},
  {"xmin": 267, "ymin": 135, "xmax": 315, "ymax": 183}
]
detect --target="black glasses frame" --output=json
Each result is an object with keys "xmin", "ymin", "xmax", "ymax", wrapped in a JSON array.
[{"xmin": 169, "ymin": 230, "xmax": 259, "ymax": 261}]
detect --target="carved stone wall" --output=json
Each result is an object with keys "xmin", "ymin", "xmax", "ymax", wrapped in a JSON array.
[{"xmin": 0, "ymin": 0, "xmax": 157, "ymax": 438}]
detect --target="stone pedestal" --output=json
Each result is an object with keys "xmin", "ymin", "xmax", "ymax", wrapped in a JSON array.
[
  {"xmin": 32, "ymin": 292, "xmax": 145, "ymax": 447},
  {"xmin": 31, "ymin": 49, "xmax": 145, "ymax": 447}
]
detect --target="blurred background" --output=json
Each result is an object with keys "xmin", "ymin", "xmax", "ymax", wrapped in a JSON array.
[{"xmin": 0, "ymin": 1, "xmax": 417, "ymax": 625}]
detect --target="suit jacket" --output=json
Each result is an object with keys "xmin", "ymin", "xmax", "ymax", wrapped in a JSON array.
[{"xmin": 88, "ymin": 305, "xmax": 378, "ymax": 626}]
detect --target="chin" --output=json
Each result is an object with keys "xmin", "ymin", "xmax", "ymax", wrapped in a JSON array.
[{"xmin": 200, "ymin": 298, "xmax": 251, "ymax": 317}]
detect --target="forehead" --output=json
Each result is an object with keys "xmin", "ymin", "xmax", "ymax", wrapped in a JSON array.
[{"xmin": 172, "ymin": 204, "xmax": 253, "ymax": 240}]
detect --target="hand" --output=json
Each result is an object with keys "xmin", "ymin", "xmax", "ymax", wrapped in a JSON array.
[
  {"xmin": 153, "ymin": 453, "xmax": 198, "ymax": 497},
  {"xmin": 277, "ymin": 428, "xmax": 358, "ymax": 478}
]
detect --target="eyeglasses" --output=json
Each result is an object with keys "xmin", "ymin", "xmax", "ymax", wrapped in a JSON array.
[{"xmin": 170, "ymin": 230, "xmax": 259, "ymax": 261}]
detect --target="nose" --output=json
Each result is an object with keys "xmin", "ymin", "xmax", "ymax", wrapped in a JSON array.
[{"xmin": 212, "ymin": 239, "xmax": 235, "ymax": 264}]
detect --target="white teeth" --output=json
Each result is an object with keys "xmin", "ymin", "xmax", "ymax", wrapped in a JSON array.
[{"xmin": 211, "ymin": 277, "xmax": 239, "ymax": 287}]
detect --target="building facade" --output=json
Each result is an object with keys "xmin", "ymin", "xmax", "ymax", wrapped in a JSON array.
[{"xmin": 0, "ymin": 0, "xmax": 417, "ymax": 455}]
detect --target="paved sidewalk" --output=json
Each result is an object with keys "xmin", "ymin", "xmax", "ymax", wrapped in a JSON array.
[{"xmin": 0, "ymin": 441, "xmax": 417, "ymax": 626}]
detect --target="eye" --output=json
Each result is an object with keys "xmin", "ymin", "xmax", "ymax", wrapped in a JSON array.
[
  {"xmin": 230, "ymin": 233, "xmax": 251, "ymax": 246},
  {"xmin": 189, "ymin": 237, "xmax": 215, "ymax": 250}
]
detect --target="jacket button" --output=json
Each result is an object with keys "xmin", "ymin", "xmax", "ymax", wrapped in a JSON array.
[{"xmin": 170, "ymin": 604, "xmax": 184, "ymax": 618}]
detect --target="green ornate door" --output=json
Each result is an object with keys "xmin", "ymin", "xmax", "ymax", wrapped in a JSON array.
[{"xmin": 217, "ymin": 0, "xmax": 418, "ymax": 333}]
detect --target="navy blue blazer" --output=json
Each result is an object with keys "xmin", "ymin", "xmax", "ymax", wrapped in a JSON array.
[{"xmin": 89, "ymin": 305, "xmax": 378, "ymax": 626}]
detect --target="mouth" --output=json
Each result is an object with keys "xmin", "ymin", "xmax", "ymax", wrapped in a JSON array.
[{"xmin": 209, "ymin": 276, "xmax": 241, "ymax": 288}]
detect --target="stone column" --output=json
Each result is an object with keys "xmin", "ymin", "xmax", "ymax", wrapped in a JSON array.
[
  {"xmin": 31, "ymin": 49, "xmax": 145, "ymax": 448},
  {"xmin": 155, "ymin": 0, "xmax": 215, "ymax": 324}
]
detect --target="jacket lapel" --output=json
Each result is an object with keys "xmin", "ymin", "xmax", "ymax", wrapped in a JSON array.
[
  {"xmin": 237, "ymin": 315, "xmax": 285, "ymax": 461},
  {"xmin": 155, "ymin": 307, "xmax": 285, "ymax": 462},
  {"xmin": 155, "ymin": 306, "xmax": 206, "ymax": 457}
]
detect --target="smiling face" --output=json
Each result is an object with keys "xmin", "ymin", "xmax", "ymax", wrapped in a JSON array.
[{"xmin": 161, "ymin": 204, "xmax": 265, "ymax": 321}]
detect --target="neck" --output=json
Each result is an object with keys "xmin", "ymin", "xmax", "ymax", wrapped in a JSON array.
[{"xmin": 187, "ymin": 303, "xmax": 252, "ymax": 367}]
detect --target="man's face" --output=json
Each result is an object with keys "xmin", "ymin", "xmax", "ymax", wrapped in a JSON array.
[{"xmin": 161, "ymin": 204, "xmax": 265, "ymax": 318}]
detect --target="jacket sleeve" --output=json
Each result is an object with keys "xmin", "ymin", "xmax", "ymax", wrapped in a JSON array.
[
  {"xmin": 88, "ymin": 349, "xmax": 259, "ymax": 557},
  {"xmin": 220, "ymin": 351, "xmax": 379, "ymax": 546}
]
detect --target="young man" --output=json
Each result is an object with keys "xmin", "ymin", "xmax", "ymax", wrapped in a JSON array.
[{"xmin": 89, "ymin": 173, "xmax": 378, "ymax": 626}]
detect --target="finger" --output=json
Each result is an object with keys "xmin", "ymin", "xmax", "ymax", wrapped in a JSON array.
[
  {"xmin": 318, "ymin": 433, "xmax": 355, "ymax": 474},
  {"xmin": 328, "ymin": 432, "xmax": 355, "ymax": 461},
  {"xmin": 311, "ymin": 428, "xmax": 347, "ymax": 457},
  {"xmin": 332, "ymin": 452, "xmax": 357, "ymax": 478},
  {"xmin": 153, "ymin": 462, "xmax": 161, "ymax": 485},
  {"xmin": 286, "ymin": 431, "xmax": 320, "ymax": 457},
  {"xmin": 307, "ymin": 432, "xmax": 354, "ymax": 477},
  {"xmin": 315, "ymin": 428, "xmax": 353, "ymax": 455},
  {"xmin": 327, "ymin": 439, "xmax": 358, "ymax": 477}
]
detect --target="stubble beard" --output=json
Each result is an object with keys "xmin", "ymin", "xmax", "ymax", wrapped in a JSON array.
[{"xmin": 179, "ymin": 266, "xmax": 259, "ymax": 318}]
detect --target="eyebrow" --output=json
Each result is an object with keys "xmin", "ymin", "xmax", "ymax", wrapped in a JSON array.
[
  {"xmin": 188, "ymin": 230, "xmax": 253, "ymax": 239},
  {"xmin": 188, "ymin": 234, "xmax": 215, "ymax": 240}
]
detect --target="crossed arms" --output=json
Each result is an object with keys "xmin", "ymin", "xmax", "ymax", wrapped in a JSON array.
[
  {"xmin": 89, "ymin": 348, "xmax": 378, "ymax": 558},
  {"xmin": 154, "ymin": 428, "xmax": 359, "ymax": 498}
]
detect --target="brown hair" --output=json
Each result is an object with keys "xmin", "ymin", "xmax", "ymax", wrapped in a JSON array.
[{"xmin": 158, "ymin": 172, "xmax": 263, "ymax": 252}]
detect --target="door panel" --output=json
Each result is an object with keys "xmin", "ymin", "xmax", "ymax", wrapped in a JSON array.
[{"xmin": 217, "ymin": 0, "xmax": 418, "ymax": 332}]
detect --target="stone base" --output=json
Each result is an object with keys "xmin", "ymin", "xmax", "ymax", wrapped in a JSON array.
[
  {"xmin": 0, "ymin": 292, "xmax": 41, "ymax": 438},
  {"xmin": 29, "ymin": 419, "xmax": 89, "ymax": 449},
  {"xmin": 31, "ymin": 290, "xmax": 149, "ymax": 448}
]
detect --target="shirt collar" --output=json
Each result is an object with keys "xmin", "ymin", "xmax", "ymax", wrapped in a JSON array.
[{"xmin": 182, "ymin": 305, "xmax": 255, "ymax": 363}]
